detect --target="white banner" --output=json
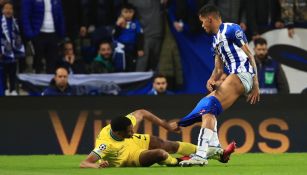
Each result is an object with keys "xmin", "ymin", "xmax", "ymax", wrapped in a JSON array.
[{"xmin": 18, "ymin": 72, "xmax": 154, "ymax": 95}]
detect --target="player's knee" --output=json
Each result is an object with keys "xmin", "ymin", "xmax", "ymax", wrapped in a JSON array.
[
  {"xmin": 155, "ymin": 149, "xmax": 168, "ymax": 161},
  {"xmin": 163, "ymin": 141, "xmax": 179, "ymax": 153},
  {"xmin": 203, "ymin": 114, "xmax": 216, "ymax": 121},
  {"xmin": 156, "ymin": 138, "xmax": 178, "ymax": 153}
]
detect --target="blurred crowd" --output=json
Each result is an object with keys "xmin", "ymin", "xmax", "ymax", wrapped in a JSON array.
[{"xmin": 0, "ymin": 0, "xmax": 306, "ymax": 96}]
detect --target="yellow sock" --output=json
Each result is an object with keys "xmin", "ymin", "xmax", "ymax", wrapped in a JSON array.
[
  {"xmin": 176, "ymin": 142, "xmax": 197, "ymax": 156},
  {"xmin": 160, "ymin": 154, "xmax": 178, "ymax": 166}
]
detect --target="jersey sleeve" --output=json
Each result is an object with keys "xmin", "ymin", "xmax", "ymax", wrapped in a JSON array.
[
  {"xmin": 92, "ymin": 143, "xmax": 109, "ymax": 159},
  {"xmin": 229, "ymin": 24, "xmax": 248, "ymax": 48},
  {"xmin": 135, "ymin": 20, "xmax": 144, "ymax": 34},
  {"xmin": 125, "ymin": 113, "xmax": 137, "ymax": 127}
]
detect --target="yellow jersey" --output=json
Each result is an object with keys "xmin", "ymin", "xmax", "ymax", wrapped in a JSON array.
[{"xmin": 92, "ymin": 114, "xmax": 150, "ymax": 167}]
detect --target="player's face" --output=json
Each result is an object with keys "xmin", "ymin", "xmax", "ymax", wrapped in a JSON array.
[
  {"xmin": 54, "ymin": 68, "xmax": 68, "ymax": 88},
  {"xmin": 123, "ymin": 125, "xmax": 134, "ymax": 138},
  {"xmin": 99, "ymin": 43, "xmax": 112, "ymax": 59},
  {"xmin": 199, "ymin": 15, "xmax": 213, "ymax": 34},
  {"xmin": 153, "ymin": 77, "xmax": 167, "ymax": 93},
  {"xmin": 121, "ymin": 8, "xmax": 134, "ymax": 21},
  {"xmin": 254, "ymin": 44, "xmax": 268, "ymax": 61}
]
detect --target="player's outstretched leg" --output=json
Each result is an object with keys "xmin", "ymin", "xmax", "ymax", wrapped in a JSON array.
[
  {"xmin": 149, "ymin": 136, "xmax": 197, "ymax": 156},
  {"xmin": 139, "ymin": 149, "xmax": 178, "ymax": 167},
  {"xmin": 179, "ymin": 114, "xmax": 216, "ymax": 166},
  {"xmin": 177, "ymin": 96, "xmax": 223, "ymax": 166}
]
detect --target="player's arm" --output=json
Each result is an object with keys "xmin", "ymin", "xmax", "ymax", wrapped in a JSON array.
[
  {"xmin": 214, "ymin": 73, "xmax": 227, "ymax": 88},
  {"xmin": 207, "ymin": 54, "xmax": 224, "ymax": 92},
  {"xmin": 80, "ymin": 152, "xmax": 109, "ymax": 169},
  {"xmin": 132, "ymin": 109, "xmax": 180, "ymax": 132},
  {"xmin": 241, "ymin": 44, "xmax": 260, "ymax": 104}
]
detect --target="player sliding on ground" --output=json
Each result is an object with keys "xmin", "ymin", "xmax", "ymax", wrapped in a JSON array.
[
  {"xmin": 80, "ymin": 109, "xmax": 232, "ymax": 168},
  {"xmin": 174, "ymin": 5, "xmax": 260, "ymax": 166}
]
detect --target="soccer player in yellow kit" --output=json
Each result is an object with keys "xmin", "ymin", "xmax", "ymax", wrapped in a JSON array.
[{"xmin": 80, "ymin": 109, "xmax": 198, "ymax": 168}]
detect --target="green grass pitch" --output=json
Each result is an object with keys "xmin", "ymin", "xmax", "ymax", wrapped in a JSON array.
[{"xmin": 0, "ymin": 153, "xmax": 306, "ymax": 175}]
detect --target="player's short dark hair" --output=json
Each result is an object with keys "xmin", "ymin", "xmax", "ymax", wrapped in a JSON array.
[
  {"xmin": 254, "ymin": 37, "xmax": 268, "ymax": 47},
  {"xmin": 111, "ymin": 117, "xmax": 132, "ymax": 132},
  {"xmin": 153, "ymin": 73, "xmax": 166, "ymax": 80},
  {"xmin": 198, "ymin": 5, "xmax": 221, "ymax": 19},
  {"xmin": 121, "ymin": 3, "xmax": 135, "ymax": 11}
]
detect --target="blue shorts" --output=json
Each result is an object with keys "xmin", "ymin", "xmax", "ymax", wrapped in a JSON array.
[{"xmin": 178, "ymin": 96, "xmax": 223, "ymax": 127}]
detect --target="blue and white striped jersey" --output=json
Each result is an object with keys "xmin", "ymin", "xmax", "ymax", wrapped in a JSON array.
[{"xmin": 212, "ymin": 23, "xmax": 254, "ymax": 75}]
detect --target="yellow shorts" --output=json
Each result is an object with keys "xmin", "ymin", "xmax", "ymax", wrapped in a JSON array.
[{"xmin": 125, "ymin": 134, "xmax": 150, "ymax": 167}]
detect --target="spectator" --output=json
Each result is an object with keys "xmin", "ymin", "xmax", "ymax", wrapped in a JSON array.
[
  {"xmin": 56, "ymin": 40, "xmax": 86, "ymax": 74},
  {"xmin": 209, "ymin": 0, "xmax": 248, "ymax": 32},
  {"xmin": 0, "ymin": 2, "xmax": 25, "ymax": 96},
  {"xmin": 171, "ymin": 0, "xmax": 207, "ymax": 34},
  {"xmin": 279, "ymin": 0, "xmax": 307, "ymax": 27},
  {"xmin": 80, "ymin": 0, "xmax": 124, "ymax": 47},
  {"xmin": 21, "ymin": 0, "xmax": 65, "ymax": 73},
  {"xmin": 158, "ymin": 0, "xmax": 184, "ymax": 90},
  {"xmin": 128, "ymin": 0, "xmax": 164, "ymax": 71},
  {"xmin": 74, "ymin": 24, "xmax": 94, "ymax": 65},
  {"xmin": 91, "ymin": 41, "xmax": 125, "ymax": 73},
  {"xmin": 254, "ymin": 38, "xmax": 289, "ymax": 94},
  {"xmin": 42, "ymin": 67, "xmax": 75, "ymax": 96},
  {"xmin": 91, "ymin": 41, "xmax": 115, "ymax": 73},
  {"xmin": 114, "ymin": 3, "xmax": 144, "ymax": 72},
  {"xmin": 148, "ymin": 74, "xmax": 174, "ymax": 95},
  {"xmin": 247, "ymin": 0, "xmax": 283, "ymax": 40},
  {"xmin": 294, "ymin": 0, "xmax": 307, "ymax": 27},
  {"xmin": 279, "ymin": 0, "xmax": 307, "ymax": 38}
]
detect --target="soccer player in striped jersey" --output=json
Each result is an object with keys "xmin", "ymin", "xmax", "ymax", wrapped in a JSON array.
[{"xmin": 175, "ymin": 5, "xmax": 260, "ymax": 166}]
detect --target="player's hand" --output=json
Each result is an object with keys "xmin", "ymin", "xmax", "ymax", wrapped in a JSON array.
[
  {"xmin": 206, "ymin": 79, "xmax": 216, "ymax": 92},
  {"xmin": 167, "ymin": 122, "xmax": 181, "ymax": 133},
  {"xmin": 98, "ymin": 161, "xmax": 109, "ymax": 168},
  {"xmin": 247, "ymin": 84, "xmax": 260, "ymax": 104},
  {"xmin": 116, "ymin": 17, "xmax": 126, "ymax": 28}
]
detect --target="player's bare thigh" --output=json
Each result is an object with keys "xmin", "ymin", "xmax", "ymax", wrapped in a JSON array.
[
  {"xmin": 148, "ymin": 136, "xmax": 179, "ymax": 153},
  {"xmin": 139, "ymin": 149, "xmax": 168, "ymax": 167},
  {"xmin": 208, "ymin": 74, "xmax": 245, "ymax": 110}
]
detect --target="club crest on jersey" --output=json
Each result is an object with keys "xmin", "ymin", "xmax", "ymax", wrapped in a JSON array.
[
  {"xmin": 99, "ymin": 144, "xmax": 107, "ymax": 151},
  {"xmin": 131, "ymin": 23, "xmax": 136, "ymax": 30},
  {"xmin": 235, "ymin": 30, "xmax": 243, "ymax": 40}
]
